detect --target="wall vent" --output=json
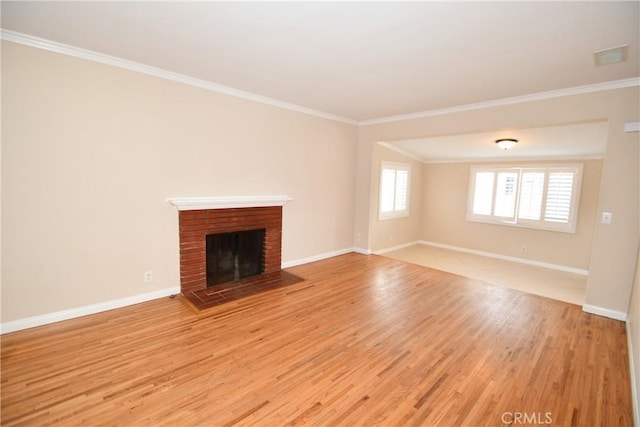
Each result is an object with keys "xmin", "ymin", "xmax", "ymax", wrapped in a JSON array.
[{"xmin": 593, "ymin": 45, "xmax": 628, "ymax": 66}]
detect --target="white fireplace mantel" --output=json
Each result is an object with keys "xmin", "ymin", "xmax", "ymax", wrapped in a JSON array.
[{"xmin": 167, "ymin": 196, "xmax": 293, "ymax": 211}]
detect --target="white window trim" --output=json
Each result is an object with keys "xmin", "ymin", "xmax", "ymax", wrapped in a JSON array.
[
  {"xmin": 466, "ymin": 164, "xmax": 583, "ymax": 233},
  {"xmin": 379, "ymin": 161, "xmax": 411, "ymax": 220}
]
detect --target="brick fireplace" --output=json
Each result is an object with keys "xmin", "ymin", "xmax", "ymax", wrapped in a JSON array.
[
  {"xmin": 169, "ymin": 196, "xmax": 293, "ymax": 294},
  {"xmin": 177, "ymin": 206, "xmax": 283, "ymax": 293}
]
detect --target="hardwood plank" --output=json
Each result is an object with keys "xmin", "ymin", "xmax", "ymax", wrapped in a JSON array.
[{"xmin": 1, "ymin": 253, "xmax": 633, "ymax": 426}]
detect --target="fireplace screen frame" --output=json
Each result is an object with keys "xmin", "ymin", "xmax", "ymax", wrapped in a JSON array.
[{"xmin": 206, "ymin": 228, "xmax": 266, "ymax": 286}]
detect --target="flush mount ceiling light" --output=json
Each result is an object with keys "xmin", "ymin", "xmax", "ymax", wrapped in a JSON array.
[
  {"xmin": 594, "ymin": 45, "xmax": 628, "ymax": 66},
  {"xmin": 495, "ymin": 138, "xmax": 518, "ymax": 150}
]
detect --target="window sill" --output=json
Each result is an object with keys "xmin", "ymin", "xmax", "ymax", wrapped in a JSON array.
[
  {"xmin": 466, "ymin": 216, "xmax": 577, "ymax": 234},
  {"xmin": 379, "ymin": 212, "xmax": 409, "ymax": 221}
]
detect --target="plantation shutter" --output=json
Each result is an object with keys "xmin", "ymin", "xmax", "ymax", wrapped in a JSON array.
[
  {"xmin": 394, "ymin": 170, "xmax": 409, "ymax": 211},
  {"xmin": 493, "ymin": 172, "xmax": 518, "ymax": 219},
  {"xmin": 380, "ymin": 168, "xmax": 397, "ymax": 213},
  {"xmin": 544, "ymin": 172, "xmax": 574, "ymax": 223},
  {"xmin": 472, "ymin": 172, "xmax": 495, "ymax": 215},
  {"xmin": 518, "ymin": 172, "xmax": 545, "ymax": 220},
  {"xmin": 379, "ymin": 162, "xmax": 411, "ymax": 219},
  {"xmin": 467, "ymin": 164, "xmax": 582, "ymax": 233}
]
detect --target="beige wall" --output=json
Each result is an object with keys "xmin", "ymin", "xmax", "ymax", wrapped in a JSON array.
[
  {"xmin": 585, "ymin": 100, "xmax": 639, "ymax": 314},
  {"xmin": 1, "ymin": 42, "xmax": 357, "ymax": 322},
  {"xmin": 369, "ymin": 144, "xmax": 422, "ymax": 252},
  {"xmin": 630, "ymin": 252, "xmax": 640, "ymax": 424},
  {"xmin": 421, "ymin": 160, "xmax": 602, "ymax": 269},
  {"xmin": 357, "ymin": 86, "xmax": 639, "ymax": 316},
  {"xmin": 354, "ymin": 135, "xmax": 374, "ymax": 253},
  {"xmin": 2, "ymin": 38, "xmax": 638, "ymax": 328},
  {"xmin": 628, "ymin": 137, "xmax": 640, "ymax": 424}
]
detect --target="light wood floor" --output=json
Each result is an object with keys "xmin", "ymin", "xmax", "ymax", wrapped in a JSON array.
[
  {"xmin": 1, "ymin": 253, "xmax": 632, "ymax": 426},
  {"xmin": 385, "ymin": 244, "xmax": 587, "ymax": 306}
]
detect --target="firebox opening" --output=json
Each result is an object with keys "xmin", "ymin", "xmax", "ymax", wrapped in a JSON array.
[{"xmin": 206, "ymin": 229, "xmax": 265, "ymax": 287}]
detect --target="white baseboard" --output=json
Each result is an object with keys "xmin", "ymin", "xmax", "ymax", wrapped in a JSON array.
[
  {"xmin": 627, "ymin": 320, "xmax": 640, "ymax": 427},
  {"xmin": 2, "ymin": 247, "xmax": 362, "ymax": 334},
  {"xmin": 373, "ymin": 241, "xmax": 421, "ymax": 255},
  {"xmin": 1, "ymin": 286, "xmax": 180, "ymax": 334},
  {"xmin": 353, "ymin": 247, "xmax": 372, "ymax": 255},
  {"xmin": 419, "ymin": 240, "xmax": 589, "ymax": 276},
  {"xmin": 582, "ymin": 304, "xmax": 628, "ymax": 321},
  {"xmin": 282, "ymin": 247, "xmax": 356, "ymax": 269}
]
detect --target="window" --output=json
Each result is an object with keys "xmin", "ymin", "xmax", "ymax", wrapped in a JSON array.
[
  {"xmin": 467, "ymin": 164, "xmax": 583, "ymax": 233},
  {"xmin": 379, "ymin": 161, "xmax": 411, "ymax": 219}
]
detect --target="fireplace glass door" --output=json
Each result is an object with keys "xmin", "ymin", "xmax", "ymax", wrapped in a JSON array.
[{"xmin": 206, "ymin": 229, "xmax": 265, "ymax": 286}]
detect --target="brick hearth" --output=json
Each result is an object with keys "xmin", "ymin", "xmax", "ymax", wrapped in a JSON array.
[{"xmin": 178, "ymin": 206, "xmax": 282, "ymax": 293}]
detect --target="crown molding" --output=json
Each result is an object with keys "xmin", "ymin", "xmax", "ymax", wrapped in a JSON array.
[
  {"xmin": 379, "ymin": 140, "xmax": 606, "ymax": 164},
  {"xmin": 3, "ymin": 29, "xmax": 637, "ymax": 128},
  {"xmin": 377, "ymin": 142, "xmax": 423, "ymax": 162},
  {"xmin": 419, "ymin": 154, "xmax": 605, "ymax": 164},
  {"xmin": 360, "ymin": 77, "xmax": 640, "ymax": 126},
  {"xmin": 0, "ymin": 29, "xmax": 358, "ymax": 126}
]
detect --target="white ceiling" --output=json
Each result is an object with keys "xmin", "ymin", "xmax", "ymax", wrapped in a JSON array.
[
  {"xmin": 382, "ymin": 121, "xmax": 610, "ymax": 163},
  {"xmin": 1, "ymin": 1, "xmax": 638, "ymax": 123}
]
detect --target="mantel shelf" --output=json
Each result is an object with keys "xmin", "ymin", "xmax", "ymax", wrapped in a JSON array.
[{"xmin": 167, "ymin": 196, "xmax": 293, "ymax": 211}]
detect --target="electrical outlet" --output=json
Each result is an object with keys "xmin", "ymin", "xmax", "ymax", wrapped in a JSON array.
[
  {"xmin": 601, "ymin": 212, "xmax": 613, "ymax": 224},
  {"xmin": 144, "ymin": 271, "xmax": 153, "ymax": 283},
  {"xmin": 356, "ymin": 233, "xmax": 361, "ymax": 241},
  {"xmin": 520, "ymin": 246, "xmax": 527, "ymax": 253}
]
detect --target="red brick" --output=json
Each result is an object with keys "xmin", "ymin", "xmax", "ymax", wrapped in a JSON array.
[{"xmin": 176, "ymin": 206, "xmax": 283, "ymax": 293}]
